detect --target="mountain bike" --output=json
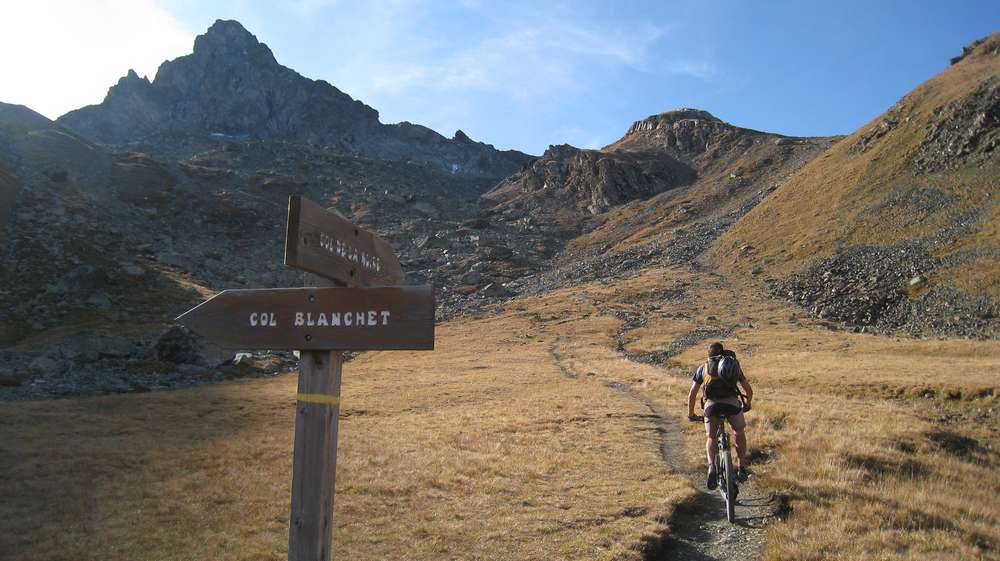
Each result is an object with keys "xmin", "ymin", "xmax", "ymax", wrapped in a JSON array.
[{"xmin": 690, "ymin": 413, "xmax": 739, "ymax": 523}]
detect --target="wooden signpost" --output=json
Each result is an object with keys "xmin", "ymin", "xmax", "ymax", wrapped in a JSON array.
[
  {"xmin": 175, "ymin": 286, "xmax": 434, "ymax": 350},
  {"xmin": 285, "ymin": 195, "xmax": 405, "ymax": 287},
  {"xmin": 176, "ymin": 195, "xmax": 434, "ymax": 561}
]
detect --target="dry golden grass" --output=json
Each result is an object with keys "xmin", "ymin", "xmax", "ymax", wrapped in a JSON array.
[
  {"xmin": 527, "ymin": 267, "xmax": 1000, "ymax": 561},
  {"xmin": 0, "ymin": 310, "xmax": 691, "ymax": 561},
  {"xmin": 3, "ymin": 265, "xmax": 998, "ymax": 561}
]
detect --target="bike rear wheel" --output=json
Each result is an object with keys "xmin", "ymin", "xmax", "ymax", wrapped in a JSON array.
[{"xmin": 721, "ymin": 443, "xmax": 736, "ymax": 522}]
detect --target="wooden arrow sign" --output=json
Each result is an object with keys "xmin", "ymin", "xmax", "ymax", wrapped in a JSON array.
[
  {"xmin": 284, "ymin": 196, "xmax": 405, "ymax": 287},
  {"xmin": 175, "ymin": 286, "xmax": 434, "ymax": 350}
]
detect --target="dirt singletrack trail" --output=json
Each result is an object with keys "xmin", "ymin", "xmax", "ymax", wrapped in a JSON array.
[
  {"xmin": 545, "ymin": 322, "xmax": 781, "ymax": 561},
  {"xmin": 525, "ymin": 262, "xmax": 1000, "ymax": 560},
  {"xmin": 636, "ymin": 382, "xmax": 780, "ymax": 561}
]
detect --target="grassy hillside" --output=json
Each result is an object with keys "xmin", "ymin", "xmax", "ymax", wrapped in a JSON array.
[{"xmin": 712, "ymin": 33, "xmax": 1000, "ymax": 304}]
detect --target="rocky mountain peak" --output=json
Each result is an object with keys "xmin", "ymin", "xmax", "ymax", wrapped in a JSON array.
[
  {"xmin": 541, "ymin": 143, "xmax": 584, "ymax": 158},
  {"xmin": 608, "ymin": 107, "xmax": 763, "ymax": 158},
  {"xmin": 191, "ymin": 19, "xmax": 277, "ymax": 67},
  {"xmin": 55, "ymin": 20, "xmax": 530, "ymax": 179},
  {"xmin": 623, "ymin": 108, "xmax": 724, "ymax": 137}
]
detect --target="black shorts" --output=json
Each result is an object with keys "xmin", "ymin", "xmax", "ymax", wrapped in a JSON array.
[{"xmin": 705, "ymin": 403, "xmax": 742, "ymax": 418}]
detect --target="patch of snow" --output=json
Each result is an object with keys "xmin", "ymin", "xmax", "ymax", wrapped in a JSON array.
[{"xmin": 209, "ymin": 132, "xmax": 250, "ymax": 141}]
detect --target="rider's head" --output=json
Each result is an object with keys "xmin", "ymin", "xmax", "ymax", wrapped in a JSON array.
[{"xmin": 708, "ymin": 342, "xmax": 724, "ymax": 357}]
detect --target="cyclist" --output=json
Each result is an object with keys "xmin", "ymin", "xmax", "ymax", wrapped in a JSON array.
[{"xmin": 687, "ymin": 342, "xmax": 753, "ymax": 489}]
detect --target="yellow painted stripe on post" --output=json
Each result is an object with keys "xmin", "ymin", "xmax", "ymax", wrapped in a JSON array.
[{"xmin": 297, "ymin": 393, "xmax": 341, "ymax": 406}]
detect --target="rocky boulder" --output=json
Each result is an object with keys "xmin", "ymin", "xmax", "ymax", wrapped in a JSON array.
[{"xmin": 155, "ymin": 325, "xmax": 232, "ymax": 367}]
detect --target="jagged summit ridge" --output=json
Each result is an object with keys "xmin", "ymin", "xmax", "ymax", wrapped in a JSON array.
[
  {"xmin": 56, "ymin": 20, "xmax": 529, "ymax": 178},
  {"xmin": 59, "ymin": 18, "xmax": 378, "ymax": 146}
]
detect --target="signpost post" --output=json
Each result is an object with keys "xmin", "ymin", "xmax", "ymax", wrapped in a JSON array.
[{"xmin": 176, "ymin": 195, "xmax": 434, "ymax": 561}]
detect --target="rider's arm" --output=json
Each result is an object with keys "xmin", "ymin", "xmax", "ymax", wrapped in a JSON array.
[
  {"xmin": 739, "ymin": 378, "xmax": 753, "ymax": 405},
  {"xmin": 735, "ymin": 361, "xmax": 753, "ymax": 406},
  {"xmin": 687, "ymin": 380, "xmax": 701, "ymax": 417}
]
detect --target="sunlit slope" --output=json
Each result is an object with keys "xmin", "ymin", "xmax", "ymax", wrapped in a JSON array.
[
  {"xmin": 712, "ymin": 32, "xmax": 1000, "ymax": 300},
  {"xmin": 608, "ymin": 268, "xmax": 1000, "ymax": 561},
  {"xmin": 488, "ymin": 108, "xmax": 836, "ymax": 262},
  {"xmin": 573, "ymin": 118, "xmax": 833, "ymax": 256}
]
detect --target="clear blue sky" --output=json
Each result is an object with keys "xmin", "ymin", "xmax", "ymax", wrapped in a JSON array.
[{"xmin": 6, "ymin": 1, "xmax": 1000, "ymax": 155}]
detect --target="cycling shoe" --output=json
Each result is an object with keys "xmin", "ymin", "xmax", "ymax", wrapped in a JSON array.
[{"xmin": 736, "ymin": 466, "xmax": 752, "ymax": 482}]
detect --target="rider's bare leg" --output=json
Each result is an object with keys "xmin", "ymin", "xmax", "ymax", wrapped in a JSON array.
[
  {"xmin": 706, "ymin": 429, "xmax": 718, "ymax": 470},
  {"xmin": 733, "ymin": 426, "xmax": 747, "ymax": 468}
]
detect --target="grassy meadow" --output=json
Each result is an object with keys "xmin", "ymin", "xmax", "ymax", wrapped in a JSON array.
[
  {"xmin": 2, "ymin": 266, "xmax": 998, "ymax": 560},
  {"xmin": 1, "ymin": 304, "xmax": 689, "ymax": 561}
]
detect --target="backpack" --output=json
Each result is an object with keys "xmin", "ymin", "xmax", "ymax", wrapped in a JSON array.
[{"xmin": 702, "ymin": 349, "xmax": 741, "ymax": 401}]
